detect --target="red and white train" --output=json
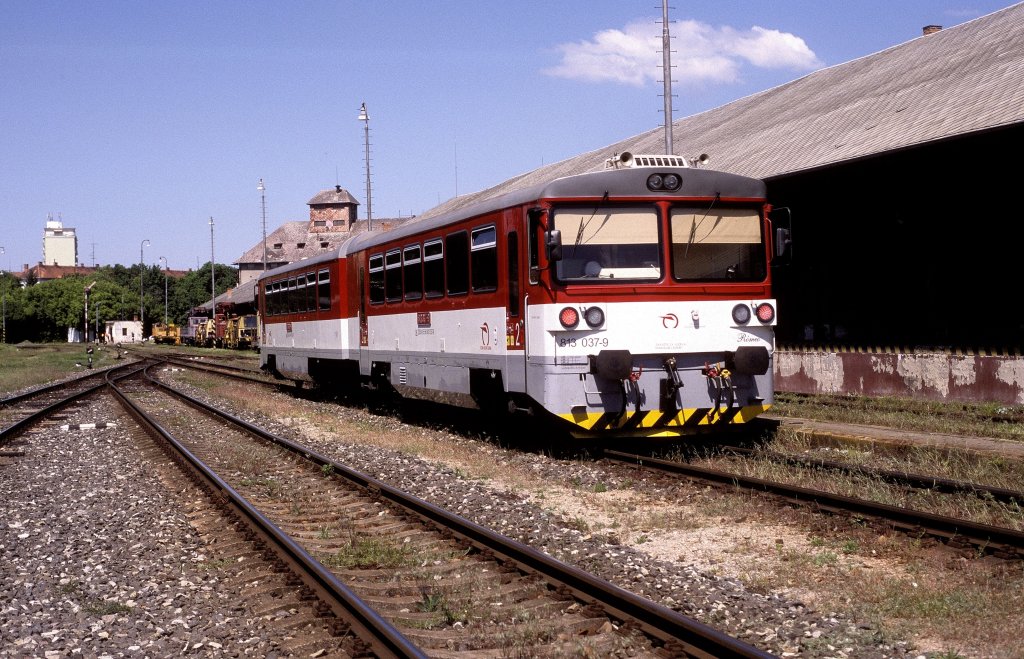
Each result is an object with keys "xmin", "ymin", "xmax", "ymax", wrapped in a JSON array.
[{"xmin": 258, "ymin": 153, "xmax": 783, "ymax": 439}]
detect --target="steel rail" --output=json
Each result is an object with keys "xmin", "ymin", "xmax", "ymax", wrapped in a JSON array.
[
  {"xmin": 0, "ymin": 362, "xmax": 125, "ymax": 406},
  {"xmin": 108, "ymin": 369, "xmax": 426, "ymax": 659},
  {"xmin": 143, "ymin": 367, "xmax": 773, "ymax": 659},
  {"xmin": 0, "ymin": 362, "xmax": 145, "ymax": 444},
  {"xmin": 605, "ymin": 450, "xmax": 1024, "ymax": 559}
]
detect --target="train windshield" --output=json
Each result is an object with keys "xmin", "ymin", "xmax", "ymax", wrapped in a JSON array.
[
  {"xmin": 552, "ymin": 206, "xmax": 661, "ymax": 281},
  {"xmin": 670, "ymin": 206, "xmax": 766, "ymax": 282}
]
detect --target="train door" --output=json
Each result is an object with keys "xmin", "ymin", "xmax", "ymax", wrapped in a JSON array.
[
  {"xmin": 358, "ymin": 262, "xmax": 370, "ymax": 374},
  {"xmin": 523, "ymin": 206, "xmax": 550, "ymax": 401},
  {"xmin": 505, "ymin": 215, "xmax": 527, "ymax": 393}
]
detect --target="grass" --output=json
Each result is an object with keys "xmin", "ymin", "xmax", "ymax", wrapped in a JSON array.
[
  {"xmin": 238, "ymin": 476, "xmax": 282, "ymax": 498},
  {"xmin": 319, "ymin": 537, "xmax": 419, "ymax": 570},
  {"xmin": 414, "ymin": 589, "xmax": 471, "ymax": 627},
  {"xmin": 83, "ymin": 601, "xmax": 133, "ymax": 616},
  {"xmin": 197, "ymin": 557, "xmax": 237, "ymax": 571},
  {"xmin": 772, "ymin": 392, "xmax": 1024, "ymax": 441},
  {"xmin": 734, "ymin": 428, "xmax": 1024, "ymax": 531},
  {"xmin": 0, "ymin": 342, "xmax": 120, "ymax": 394}
]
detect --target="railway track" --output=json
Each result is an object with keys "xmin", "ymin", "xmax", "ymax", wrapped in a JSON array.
[
  {"xmin": 603, "ymin": 449, "xmax": 1024, "ymax": 560},
  {"xmin": 6, "ymin": 358, "xmax": 1015, "ymax": 654},
  {"xmin": 120, "ymin": 365, "xmax": 770, "ymax": 657},
  {"xmin": 108, "ymin": 367, "xmax": 422, "ymax": 658},
  {"xmin": 719, "ymin": 444, "xmax": 1024, "ymax": 504},
  {"xmin": 146, "ymin": 356, "xmax": 1024, "ymax": 555},
  {"xmin": 0, "ymin": 361, "xmax": 144, "ymax": 445},
  {"xmin": 773, "ymin": 391, "xmax": 1024, "ymax": 427}
]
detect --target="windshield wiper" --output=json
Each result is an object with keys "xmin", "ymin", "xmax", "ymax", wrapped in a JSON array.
[
  {"xmin": 571, "ymin": 191, "xmax": 610, "ymax": 256},
  {"xmin": 684, "ymin": 192, "xmax": 720, "ymax": 258}
]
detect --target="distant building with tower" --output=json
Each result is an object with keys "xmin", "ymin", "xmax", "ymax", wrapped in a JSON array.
[
  {"xmin": 234, "ymin": 184, "xmax": 408, "ymax": 287},
  {"xmin": 203, "ymin": 184, "xmax": 406, "ymax": 314},
  {"xmin": 43, "ymin": 215, "xmax": 77, "ymax": 267}
]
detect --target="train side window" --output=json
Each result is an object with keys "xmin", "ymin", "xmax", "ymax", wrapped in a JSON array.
[
  {"xmin": 507, "ymin": 231, "xmax": 519, "ymax": 316},
  {"xmin": 528, "ymin": 209, "xmax": 542, "ymax": 284},
  {"xmin": 403, "ymin": 244, "xmax": 423, "ymax": 301},
  {"xmin": 295, "ymin": 275, "xmax": 306, "ymax": 313},
  {"xmin": 471, "ymin": 225, "xmax": 497, "ymax": 293},
  {"xmin": 369, "ymin": 254, "xmax": 385, "ymax": 305},
  {"xmin": 446, "ymin": 231, "xmax": 469, "ymax": 296},
  {"xmin": 287, "ymin": 277, "xmax": 298, "ymax": 314},
  {"xmin": 305, "ymin": 272, "xmax": 316, "ymax": 312},
  {"xmin": 295, "ymin": 276, "xmax": 306, "ymax": 313},
  {"xmin": 277, "ymin": 280, "xmax": 284, "ymax": 314},
  {"xmin": 423, "ymin": 239, "xmax": 444, "ymax": 298},
  {"xmin": 385, "ymin": 249, "xmax": 403, "ymax": 303},
  {"xmin": 317, "ymin": 269, "xmax": 331, "ymax": 310}
]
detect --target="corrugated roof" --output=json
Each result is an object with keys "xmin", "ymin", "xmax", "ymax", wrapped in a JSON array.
[
  {"xmin": 234, "ymin": 220, "xmax": 336, "ymax": 266},
  {"xmin": 419, "ymin": 3, "xmax": 1024, "ymax": 221}
]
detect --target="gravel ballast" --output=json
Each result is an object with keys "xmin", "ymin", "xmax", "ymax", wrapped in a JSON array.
[{"xmin": 1, "ymin": 378, "xmax": 924, "ymax": 657}]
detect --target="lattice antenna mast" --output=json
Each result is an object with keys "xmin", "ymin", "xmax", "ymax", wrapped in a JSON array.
[
  {"xmin": 659, "ymin": 0, "xmax": 676, "ymax": 154},
  {"xmin": 358, "ymin": 103, "xmax": 373, "ymax": 231}
]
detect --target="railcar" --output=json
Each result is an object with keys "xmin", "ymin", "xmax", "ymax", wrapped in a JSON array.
[
  {"xmin": 181, "ymin": 316, "xmax": 207, "ymax": 346},
  {"xmin": 194, "ymin": 315, "xmax": 226, "ymax": 348},
  {"xmin": 224, "ymin": 314, "xmax": 260, "ymax": 350},
  {"xmin": 151, "ymin": 322, "xmax": 181, "ymax": 345},
  {"xmin": 258, "ymin": 153, "xmax": 785, "ymax": 438}
]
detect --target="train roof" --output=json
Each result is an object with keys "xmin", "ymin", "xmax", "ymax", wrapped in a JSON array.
[
  {"xmin": 340, "ymin": 165, "xmax": 765, "ymax": 256},
  {"xmin": 257, "ymin": 242, "xmax": 353, "ymax": 281}
]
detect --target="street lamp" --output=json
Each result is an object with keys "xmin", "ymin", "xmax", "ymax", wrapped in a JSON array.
[
  {"xmin": 358, "ymin": 102, "xmax": 372, "ymax": 231},
  {"xmin": 258, "ymin": 178, "xmax": 268, "ymax": 271},
  {"xmin": 140, "ymin": 239, "xmax": 150, "ymax": 325},
  {"xmin": 159, "ymin": 256, "xmax": 168, "ymax": 326}
]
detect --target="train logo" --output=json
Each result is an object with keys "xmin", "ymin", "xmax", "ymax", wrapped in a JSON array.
[
  {"xmin": 480, "ymin": 322, "xmax": 489, "ymax": 346},
  {"xmin": 661, "ymin": 313, "xmax": 679, "ymax": 329}
]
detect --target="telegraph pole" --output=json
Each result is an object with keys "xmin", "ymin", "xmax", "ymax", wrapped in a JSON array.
[
  {"xmin": 258, "ymin": 178, "xmax": 268, "ymax": 271},
  {"xmin": 209, "ymin": 217, "xmax": 216, "ymax": 318},
  {"xmin": 358, "ymin": 103, "xmax": 372, "ymax": 231}
]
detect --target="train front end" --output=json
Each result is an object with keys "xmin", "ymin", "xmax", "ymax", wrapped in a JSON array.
[{"xmin": 524, "ymin": 155, "xmax": 779, "ymax": 438}]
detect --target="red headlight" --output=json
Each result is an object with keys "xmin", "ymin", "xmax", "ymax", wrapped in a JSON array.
[
  {"xmin": 755, "ymin": 303, "xmax": 775, "ymax": 323},
  {"xmin": 559, "ymin": 307, "xmax": 579, "ymax": 329}
]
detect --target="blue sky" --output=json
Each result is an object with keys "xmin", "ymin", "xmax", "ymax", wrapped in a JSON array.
[{"xmin": 0, "ymin": 1, "xmax": 1015, "ymax": 272}]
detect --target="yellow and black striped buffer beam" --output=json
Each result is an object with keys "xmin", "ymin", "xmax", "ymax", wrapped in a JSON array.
[{"xmin": 561, "ymin": 404, "xmax": 771, "ymax": 438}]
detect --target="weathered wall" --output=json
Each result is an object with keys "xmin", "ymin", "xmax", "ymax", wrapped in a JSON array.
[{"xmin": 775, "ymin": 348, "xmax": 1024, "ymax": 405}]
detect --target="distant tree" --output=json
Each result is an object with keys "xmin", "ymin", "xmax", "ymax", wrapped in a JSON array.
[
  {"xmin": 176, "ymin": 262, "xmax": 238, "ymax": 319},
  {"xmin": 0, "ymin": 271, "xmax": 26, "ymax": 343},
  {"xmin": 5, "ymin": 261, "xmax": 238, "ymax": 342},
  {"xmin": 20, "ymin": 276, "xmax": 89, "ymax": 341}
]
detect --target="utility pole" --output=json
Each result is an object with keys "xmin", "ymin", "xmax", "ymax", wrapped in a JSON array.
[
  {"xmin": 139, "ymin": 239, "xmax": 150, "ymax": 326},
  {"xmin": 258, "ymin": 178, "xmax": 268, "ymax": 271},
  {"xmin": 358, "ymin": 103, "xmax": 372, "ymax": 231},
  {"xmin": 660, "ymin": 0, "xmax": 675, "ymax": 154},
  {"xmin": 159, "ymin": 256, "xmax": 168, "ymax": 326},
  {"xmin": 209, "ymin": 217, "xmax": 216, "ymax": 318},
  {"xmin": 1, "ymin": 246, "xmax": 5, "ymax": 344}
]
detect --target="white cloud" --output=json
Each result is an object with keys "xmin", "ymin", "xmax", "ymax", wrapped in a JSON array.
[
  {"xmin": 544, "ymin": 19, "xmax": 822, "ymax": 87},
  {"xmin": 724, "ymin": 26, "xmax": 823, "ymax": 69}
]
